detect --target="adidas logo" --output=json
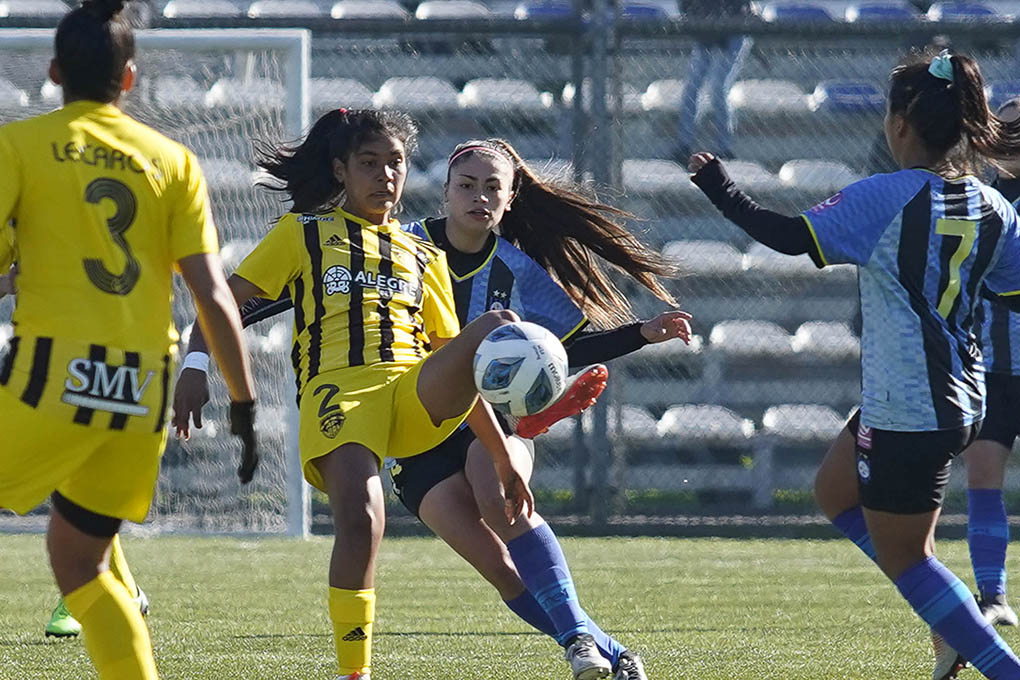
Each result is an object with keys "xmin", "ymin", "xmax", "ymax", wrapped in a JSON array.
[
  {"xmin": 342, "ymin": 627, "xmax": 368, "ymax": 642},
  {"xmin": 324, "ymin": 234, "xmax": 345, "ymax": 247}
]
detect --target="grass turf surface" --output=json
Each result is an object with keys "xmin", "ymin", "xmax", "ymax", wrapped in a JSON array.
[{"xmin": 0, "ymin": 534, "xmax": 1008, "ymax": 679}]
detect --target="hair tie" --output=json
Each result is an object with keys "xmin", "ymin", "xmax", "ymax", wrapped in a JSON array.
[
  {"xmin": 928, "ymin": 50, "xmax": 954, "ymax": 83},
  {"xmin": 337, "ymin": 107, "xmax": 348, "ymax": 115}
]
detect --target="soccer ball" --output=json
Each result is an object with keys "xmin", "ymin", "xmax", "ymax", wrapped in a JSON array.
[{"xmin": 473, "ymin": 321, "xmax": 569, "ymax": 417}]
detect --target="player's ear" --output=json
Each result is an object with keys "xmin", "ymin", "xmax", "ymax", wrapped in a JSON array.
[
  {"xmin": 332, "ymin": 157, "xmax": 346, "ymax": 184},
  {"xmin": 121, "ymin": 61, "xmax": 137, "ymax": 94},
  {"xmin": 48, "ymin": 59, "xmax": 62, "ymax": 86}
]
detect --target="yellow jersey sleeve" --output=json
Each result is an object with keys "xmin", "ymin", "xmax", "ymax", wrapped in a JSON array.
[
  {"xmin": 0, "ymin": 129, "xmax": 20, "ymax": 268},
  {"xmin": 421, "ymin": 250, "xmax": 460, "ymax": 339},
  {"xmin": 169, "ymin": 151, "xmax": 218, "ymax": 262},
  {"xmin": 0, "ymin": 222, "xmax": 13, "ymax": 271},
  {"xmin": 234, "ymin": 216, "xmax": 303, "ymax": 299}
]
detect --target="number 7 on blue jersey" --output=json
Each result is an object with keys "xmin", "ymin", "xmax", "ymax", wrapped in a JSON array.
[{"xmin": 935, "ymin": 218, "xmax": 977, "ymax": 319}]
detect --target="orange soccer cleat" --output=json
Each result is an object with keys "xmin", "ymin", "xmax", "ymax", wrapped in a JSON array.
[{"xmin": 514, "ymin": 364, "xmax": 608, "ymax": 440}]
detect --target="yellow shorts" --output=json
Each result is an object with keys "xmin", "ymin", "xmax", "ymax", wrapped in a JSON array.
[
  {"xmin": 0, "ymin": 384, "xmax": 167, "ymax": 523},
  {"xmin": 299, "ymin": 360, "xmax": 472, "ymax": 492}
]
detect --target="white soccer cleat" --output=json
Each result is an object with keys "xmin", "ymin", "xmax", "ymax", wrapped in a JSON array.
[
  {"xmin": 565, "ymin": 633, "xmax": 612, "ymax": 680},
  {"xmin": 931, "ymin": 629, "xmax": 967, "ymax": 680},
  {"xmin": 614, "ymin": 651, "xmax": 648, "ymax": 680}
]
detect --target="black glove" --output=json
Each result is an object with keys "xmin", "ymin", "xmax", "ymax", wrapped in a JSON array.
[{"xmin": 229, "ymin": 400, "xmax": 258, "ymax": 484}]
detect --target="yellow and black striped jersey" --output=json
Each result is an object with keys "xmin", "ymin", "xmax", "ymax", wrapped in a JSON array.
[
  {"xmin": 0, "ymin": 100, "xmax": 218, "ymax": 433},
  {"xmin": 235, "ymin": 206, "xmax": 459, "ymax": 396}
]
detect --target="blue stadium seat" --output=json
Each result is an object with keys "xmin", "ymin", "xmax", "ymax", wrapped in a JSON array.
[
  {"xmin": 791, "ymin": 321, "xmax": 860, "ymax": 359},
  {"xmin": 844, "ymin": 1, "xmax": 919, "ymax": 20},
  {"xmin": 248, "ymin": 0, "xmax": 326, "ymax": 17},
  {"xmin": 925, "ymin": 1, "xmax": 998, "ymax": 19},
  {"xmin": 331, "ymin": 0, "xmax": 409, "ymax": 17},
  {"xmin": 728, "ymin": 79, "xmax": 808, "ymax": 115},
  {"xmin": 778, "ymin": 159, "xmax": 861, "ymax": 193},
  {"xmin": 514, "ymin": 0, "xmax": 573, "ymax": 19},
  {"xmin": 621, "ymin": 2, "xmax": 669, "ymax": 18},
  {"xmin": 808, "ymin": 80, "xmax": 883, "ymax": 113},
  {"xmin": 987, "ymin": 80, "xmax": 1020, "ymax": 111},
  {"xmin": 759, "ymin": 2, "xmax": 834, "ymax": 21},
  {"xmin": 0, "ymin": 0, "xmax": 69, "ymax": 17},
  {"xmin": 163, "ymin": 0, "xmax": 244, "ymax": 17}
]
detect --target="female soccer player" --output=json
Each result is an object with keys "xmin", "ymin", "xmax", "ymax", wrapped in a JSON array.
[
  {"xmin": 0, "ymin": 2, "xmax": 257, "ymax": 679},
  {"xmin": 963, "ymin": 96, "xmax": 1020, "ymax": 630},
  {"xmin": 175, "ymin": 138, "xmax": 690, "ymax": 680},
  {"xmin": 173, "ymin": 109, "xmax": 535, "ymax": 680},
  {"xmin": 688, "ymin": 51, "xmax": 1020, "ymax": 680}
]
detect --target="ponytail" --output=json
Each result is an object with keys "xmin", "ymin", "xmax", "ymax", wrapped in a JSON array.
[
  {"xmin": 448, "ymin": 139, "xmax": 677, "ymax": 328},
  {"xmin": 55, "ymin": 0, "xmax": 135, "ymax": 103},
  {"xmin": 256, "ymin": 109, "xmax": 418, "ymax": 214},
  {"xmin": 888, "ymin": 50, "xmax": 1020, "ymax": 170}
]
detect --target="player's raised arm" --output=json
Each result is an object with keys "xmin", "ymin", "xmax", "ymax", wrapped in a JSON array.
[{"xmin": 177, "ymin": 255, "xmax": 259, "ymax": 482}]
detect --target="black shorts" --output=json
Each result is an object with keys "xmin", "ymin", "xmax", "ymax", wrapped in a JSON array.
[
  {"xmin": 976, "ymin": 372, "xmax": 1020, "ymax": 449},
  {"xmin": 848, "ymin": 410, "xmax": 980, "ymax": 514},
  {"xmin": 390, "ymin": 425, "xmax": 475, "ymax": 518}
]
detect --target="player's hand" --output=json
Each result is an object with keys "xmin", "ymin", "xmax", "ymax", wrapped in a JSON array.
[
  {"xmin": 230, "ymin": 400, "xmax": 258, "ymax": 484},
  {"xmin": 171, "ymin": 368, "xmax": 210, "ymax": 440},
  {"xmin": 688, "ymin": 152, "xmax": 716, "ymax": 175},
  {"xmin": 495, "ymin": 456, "xmax": 535, "ymax": 524},
  {"xmin": 641, "ymin": 310, "xmax": 693, "ymax": 344}
]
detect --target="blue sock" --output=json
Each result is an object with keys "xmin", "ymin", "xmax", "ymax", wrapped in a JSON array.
[
  {"xmin": 506, "ymin": 523, "xmax": 589, "ymax": 645},
  {"xmin": 504, "ymin": 590, "xmax": 557, "ymax": 638},
  {"xmin": 896, "ymin": 556, "xmax": 1020, "ymax": 679},
  {"xmin": 504, "ymin": 590, "xmax": 625, "ymax": 668},
  {"xmin": 969, "ymin": 489, "xmax": 1009, "ymax": 600},
  {"xmin": 831, "ymin": 506, "xmax": 877, "ymax": 561}
]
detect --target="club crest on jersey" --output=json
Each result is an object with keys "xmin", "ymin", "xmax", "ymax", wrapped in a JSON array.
[
  {"xmin": 808, "ymin": 192, "xmax": 843, "ymax": 214},
  {"xmin": 61, "ymin": 358, "xmax": 154, "ymax": 416},
  {"xmin": 323, "ymin": 265, "xmax": 409, "ymax": 297},
  {"xmin": 320, "ymin": 410, "xmax": 346, "ymax": 439}
]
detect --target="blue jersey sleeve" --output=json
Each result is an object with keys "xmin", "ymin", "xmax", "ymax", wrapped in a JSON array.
[
  {"xmin": 519, "ymin": 259, "xmax": 586, "ymax": 341},
  {"xmin": 400, "ymin": 220, "xmax": 428, "ymax": 240},
  {"xmin": 985, "ymin": 205, "xmax": 1020, "ymax": 297},
  {"xmin": 801, "ymin": 171, "xmax": 924, "ymax": 266}
]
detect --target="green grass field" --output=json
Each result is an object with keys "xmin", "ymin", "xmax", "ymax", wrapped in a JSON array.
[{"xmin": 0, "ymin": 534, "xmax": 1009, "ymax": 679}]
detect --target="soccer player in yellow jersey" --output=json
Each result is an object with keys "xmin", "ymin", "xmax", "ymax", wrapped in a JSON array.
[
  {"xmin": 0, "ymin": 1, "xmax": 258, "ymax": 678},
  {"xmin": 174, "ymin": 109, "xmax": 535, "ymax": 680}
]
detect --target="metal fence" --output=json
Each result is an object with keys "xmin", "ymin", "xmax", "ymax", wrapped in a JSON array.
[{"xmin": 3, "ymin": 13, "xmax": 1020, "ymax": 532}]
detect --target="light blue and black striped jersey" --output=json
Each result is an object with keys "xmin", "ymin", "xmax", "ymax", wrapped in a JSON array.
[
  {"xmin": 975, "ymin": 177, "xmax": 1020, "ymax": 376},
  {"xmin": 402, "ymin": 218, "xmax": 588, "ymax": 341},
  {"xmin": 802, "ymin": 169, "xmax": 1020, "ymax": 431}
]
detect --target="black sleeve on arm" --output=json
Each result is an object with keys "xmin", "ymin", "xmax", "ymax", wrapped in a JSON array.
[
  {"xmin": 982, "ymin": 284, "xmax": 1020, "ymax": 313},
  {"xmin": 691, "ymin": 158, "xmax": 817, "ymax": 260},
  {"xmin": 565, "ymin": 322, "xmax": 647, "ymax": 368},
  {"xmin": 239, "ymin": 290, "xmax": 293, "ymax": 328}
]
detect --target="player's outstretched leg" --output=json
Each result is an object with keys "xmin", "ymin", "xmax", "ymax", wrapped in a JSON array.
[
  {"xmin": 966, "ymin": 440, "xmax": 1018, "ymax": 627},
  {"xmin": 48, "ymin": 497, "xmax": 158, "ymax": 679},
  {"xmin": 45, "ymin": 533, "xmax": 148, "ymax": 638}
]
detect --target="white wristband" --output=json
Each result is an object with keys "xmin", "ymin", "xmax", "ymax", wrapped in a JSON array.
[{"xmin": 181, "ymin": 351, "xmax": 210, "ymax": 373}]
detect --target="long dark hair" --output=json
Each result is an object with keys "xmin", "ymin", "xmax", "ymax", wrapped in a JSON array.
[
  {"xmin": 888, "ymin": 51, "xmax": 1020, "ymax": 172},
  {"xmin": 447, "ymin": 139, "xmax": 677, "ymax": 328},
  {"xmin": 55, "ymin": 0, "xmax": 135, "ymax": 103},
  {"xmin": 255, "ymin": 108, "xmax": 418, "ymax": 214}
]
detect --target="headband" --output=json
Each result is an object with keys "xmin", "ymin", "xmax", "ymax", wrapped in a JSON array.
[
  {"xmin": 928, "ymin": 50, "xmax": 954, "ymax": 83},
  {"xmin": 448, "ymin": 144, "xmax": 513, "ymax": 167}
]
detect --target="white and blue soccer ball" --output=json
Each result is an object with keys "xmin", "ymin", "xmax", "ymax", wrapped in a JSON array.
[{"xmin": 473, "ymin": 321, "xmax": 569, "ymax": 417}]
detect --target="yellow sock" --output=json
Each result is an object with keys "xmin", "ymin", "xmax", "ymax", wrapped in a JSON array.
[
  {"xmin": 328, "ymin": 587, "xmax": 375, "ymax": 676},
  {"xmin": 64, "ymin": 571, "xmax": 158, "ymax": 680},
  {"xmin": 108, "ymin": 534, "xmax": 139, "ymax": 599}
]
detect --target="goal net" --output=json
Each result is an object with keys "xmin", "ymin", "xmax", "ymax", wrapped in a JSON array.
[{"xmin": 0, "ymin": 29, "xmax": 311, "ymax": 536}]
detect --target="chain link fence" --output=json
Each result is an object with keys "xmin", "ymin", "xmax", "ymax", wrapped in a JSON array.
[{"xmin": 3, "ymin": 13, "xmax": 1020, "ymax": 532}]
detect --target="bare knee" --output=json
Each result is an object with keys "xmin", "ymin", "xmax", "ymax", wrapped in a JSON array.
[
  {"xmin": 332, "ymin": 496, "xmax": 384, "ymax": 545},
  {"xmin": 966, "ymin": 441, "xmax": 1009, "ymax": 489},
  {"xmin": 474, "ymin": 309, "xmax": 520, "ymax": 335}
]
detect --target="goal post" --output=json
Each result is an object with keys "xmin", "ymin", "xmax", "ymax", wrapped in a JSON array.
[{"xmin": 0, "ymin": 29, "xmax": 312, "ymax": 537}]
